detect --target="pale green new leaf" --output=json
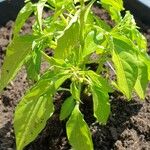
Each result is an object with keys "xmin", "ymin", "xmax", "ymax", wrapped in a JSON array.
[
  {"xmin": 67, "ymin": 105, "xmax": 93, "ymax": 150},
  {"xmin": 60, "ymin": 96, "xmax": 76, "ymax": 120},
  {"xmin": 91, "ymin": 85, "xmax": 110, "ymax": 124},
  {"xmin": 14, "ymin": 92, "xmax": 54, "ymax": 150},
  {"xmin": 13, "ymin": 2, "xmax": 33, "ymax": 35},
  {"xmin": 134, "ymin": 58, "xmax": 148, "ymax": 99},
  {"xmin": 0, "ymin": 35, "xmax": 34, "ymax": 92},
  {"xmin": 112, "ymin": 38, "xmax": 138, "ymax": 99}
]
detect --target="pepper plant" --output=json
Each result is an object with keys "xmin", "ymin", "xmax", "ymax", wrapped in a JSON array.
[{"xmin": 0, "ymin": 0, "xmax": 150, "ymax": 149}]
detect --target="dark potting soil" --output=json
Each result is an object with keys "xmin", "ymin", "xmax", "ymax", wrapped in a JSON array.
[{"xmin": 0, "ymin": 7, "xmax": 150, "ymax": 150}]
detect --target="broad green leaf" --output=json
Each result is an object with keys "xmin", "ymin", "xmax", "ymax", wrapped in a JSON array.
[
  {"xmin": 87, "ymin": 70, "xmax": 112, "ymax": 92},
  {"xmin": 13, "ymin": 2, "xmax": 33, "ymax": 35},
  {"xmin": 134, "ymin": 58, "xmax": 148, "ymax": 99},
  {"xmin": 101, "ymin": 0, "xmax": 124, "ymax": 22},
  {"xmin": 83, "ymin": 31, "xmax": 104, "ymax": 58},
  {"xmin": 66, "ymin": 104, "xmax": 93, "ymax": 150},
  {"xmin": 25, "ymin": 42, "xmax": 43, "ymax": 81},
  {"xmin": 0, "ymin": 35, "xmax": 34, "ymax": 92},
  {"xmin": 112, "ymin": 38, "xmax": 138, "ymax": 99},
  {"xmin": 25, "ymin": 55, "xmax": 39, "ymax": 81},
  {"xmin": 91, "ymin": 85, "xmax": 110, "ymax": 124},
  {"xmin": 14, "ymin": 69, "xmax": 70, "ymax": 150},
  {"xmin": 60, "ymin": 96, "xmax": 76, "ymax": 120},
  {"xmin": 54, "ymin": 15, "xmax": 80, "ymax": 60},
  {"xmin": 14, "ymin": 92, "xmax": 54, "ymax": 150}
]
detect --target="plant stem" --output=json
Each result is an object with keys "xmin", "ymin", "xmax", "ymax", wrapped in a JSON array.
[{"xmin": 41, "ymin": 51, "xmax": 51, "ymax": 62}]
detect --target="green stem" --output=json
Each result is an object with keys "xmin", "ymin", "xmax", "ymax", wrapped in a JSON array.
[{"xmin": 41, "ymin": 51, "xmax": 51, "ymax": 62}]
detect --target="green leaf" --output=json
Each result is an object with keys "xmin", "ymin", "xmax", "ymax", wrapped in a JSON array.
[
  {"xmin": 25, "ymin": 42, "xmax": 42, "ymax": 81},
  {"xmin": 70, "ymin": 82, "xmax": 81, "ymax": 101},
  {"xmin": 101, "ymin": 0, "xmax": 124, "ymax": 22},
  {"xmin": 83, "ymin": 31, "xmax": 104, "ymax": 58},
  {"xmin": 0, "ymin": 35, "xmax": 34, "ymax": 92},
  {"xmin": 134, "ymin": 58, "xmax": 148, "ymax": 99},
  {"xmin": 66, "ymin": 104, "xmax": 93, "ymax": 150},
  {"xmin": 54, "ymin": 15, "xmax": 80, "ymax": 60},
  {"xmin": 112, "ymin": 11, "xmax": 147, "ymax": 52},
  {"xmin": 60, "ymin": 96, "xmax": 76, "ymax": 120},
  {"xmin": 25, "ymin": 54, "xmax": 40, "ymax": 81},
  {"xmin": 14, "ymin": 92, "xmax": 54, "ymax": 150},
  {"xmin": 36, "ymin": 0, "xmax": 47, "ymax": 31},
  {"xmin": 54, "ymin": 71, "xmax": 71, "ymax": 90},
  {"xmin": 13, "ymin": 2, "xmax": 33, "ymax": 35},
  {"xmin": 143, "ymin": 54, "xmax": 150, "ymax": 80},
  {"xmin": 55, "ymin": 0, "xmax": 72, "ymax": 8},
  {"xmin": 14, "ymin": 69, "xmax": 70, "ymax": 150},
  {"xmin": 91, "ymin": 85, "xmax": 110, "ymax": 124},
  {"xmin": 93, "ymin": 15, "xmax": 111, "ymax": 31},
  {"xmin": 87, "ymin": 70, "xmax": 112, "ymax": 92},
  {"xmin": 112, "ymin": 38, "xmax": 138, "ymax": 99}
]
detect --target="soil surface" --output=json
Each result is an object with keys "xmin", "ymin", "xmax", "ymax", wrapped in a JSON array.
[{"xmin": 0, "ymin": 7, "xmax": 150, "ymax": 150}]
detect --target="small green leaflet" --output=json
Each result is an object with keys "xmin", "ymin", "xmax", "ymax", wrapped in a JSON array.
[
  {"xmin": 0, "ymin": 35, "xmax": 34, "ymax": 92},
  {"xmin": 70, "ymin": 82, "xmax": 80, "ymax": 101},
  {"xmin": 66, "ymin": 104, "xmax": 93, "ymax": 150},
  {"xmin": 60, "ymin": 96, "xmax": 76, "ymax": 120},
  {"xmin": 36, "ymin": 0, "xmax": 47, "ymax": 31},
  {"xmin": 112, "ymin": 38, "xmax": 138, "ymax": 99},
  {"xmin": 14, "ymin": 92, "xmax": 54, "ymax": 150},
  {"xmin": 13, "ymin": 2, "xmax": 33, "ymax": 36}
]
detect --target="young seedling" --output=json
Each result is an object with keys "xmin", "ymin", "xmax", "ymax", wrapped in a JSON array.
[{"xmin": 0, "ymin": 0, "xmax": 150, "ymax": 149}]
